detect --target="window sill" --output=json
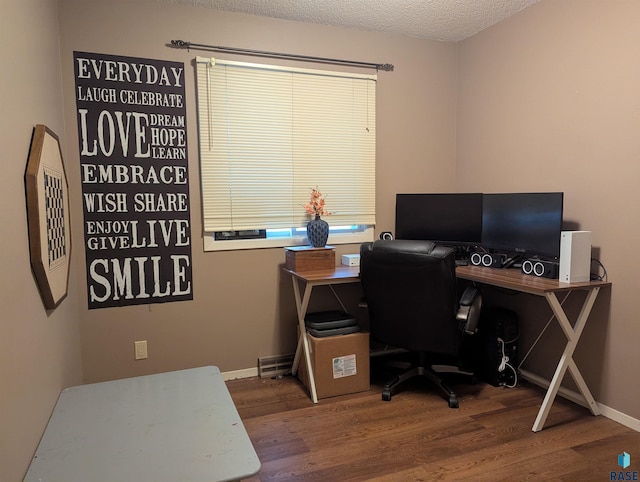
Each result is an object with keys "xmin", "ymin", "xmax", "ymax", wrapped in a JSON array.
[{"xmin": 203, "ymin": 227, "xmax": 375, "ymax": 252}]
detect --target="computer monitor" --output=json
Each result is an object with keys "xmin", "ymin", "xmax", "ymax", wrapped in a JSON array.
[
  {"xmin": 395, "ymin": 193, "xmax": 483, "ymax": 245},
  {"xmin": 481, "ymin": 192, "xmax": 564, "ymax": 259}
]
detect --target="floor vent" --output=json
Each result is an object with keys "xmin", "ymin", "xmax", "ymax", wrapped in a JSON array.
[{"xmin": 258, "ymin": 353, "xmax": 294, "ymax": 379}]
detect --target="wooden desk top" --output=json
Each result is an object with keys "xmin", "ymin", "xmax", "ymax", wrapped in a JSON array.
[
  {"xmin": 456, "ymin": 265, "xmax": 611, "ymax": 296},
  {"xmin": 284, "ymin": 265, "xmax": 360, "ymax": 284},
  {"xmin": 284, "ymin": 264, "xmax": 611, "ymax": 296}
]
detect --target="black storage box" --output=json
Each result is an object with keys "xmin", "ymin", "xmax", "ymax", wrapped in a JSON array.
[{"xmin": 305, "ymin": 310, "xmax": 359, "ymax": 337}]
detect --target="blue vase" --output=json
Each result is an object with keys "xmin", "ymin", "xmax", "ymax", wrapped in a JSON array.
[{"xmin": 307, "ymin": 215, "xmax": 329, "ymax": 248}]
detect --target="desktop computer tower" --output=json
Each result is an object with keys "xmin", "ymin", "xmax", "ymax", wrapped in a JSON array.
[
  {"xmin": 559, "ymin": 230, "xmax": 592, "ymax": 283},
  {"xmin": 471, "ymin": 307, "xmax": 519, "ymax": 387}
]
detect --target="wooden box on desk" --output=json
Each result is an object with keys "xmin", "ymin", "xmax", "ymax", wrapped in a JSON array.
[
  {"xmin": 285, "ymin": 246, "xmax": 335, "ymax": 271},
  {"xmin": 298, "ymin": 331, "xmax": 370, "ymax": 399}
]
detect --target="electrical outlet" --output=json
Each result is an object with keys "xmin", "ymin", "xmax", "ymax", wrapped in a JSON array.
[{"xmin": 134, "ymin": 340, "xmax": 148, "ymax": 360}]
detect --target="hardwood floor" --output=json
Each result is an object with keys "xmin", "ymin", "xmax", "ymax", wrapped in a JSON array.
[{"xmin": 227, "ymin": 367, "xmax": 640, "ymax": 481}]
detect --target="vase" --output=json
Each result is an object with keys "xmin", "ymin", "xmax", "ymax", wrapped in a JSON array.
[{"xmin": 307, "ymin": 215, "xmax": 329, "ymax": 248}]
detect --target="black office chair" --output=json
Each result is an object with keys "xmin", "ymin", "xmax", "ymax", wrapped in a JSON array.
[{"xmin": 360, "ymin": 239, "xmax": 482, "ymax": 408}]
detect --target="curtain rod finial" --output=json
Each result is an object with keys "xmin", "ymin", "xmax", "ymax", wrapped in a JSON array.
[
  {"xmin": 170, "ymin": 40, "xmax": 190, "ymax": 49},
  {"xmin": 379, "ymin": 64, "xmax": 394, "ymax": 72}
]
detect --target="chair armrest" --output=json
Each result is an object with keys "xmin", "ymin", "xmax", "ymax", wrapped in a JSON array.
[{"xmin": 456, "ymin": 287, "xmax": 482, "ymax": 335}]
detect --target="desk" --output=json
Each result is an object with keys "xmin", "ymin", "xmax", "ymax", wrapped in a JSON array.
[
  {"xmin": 456, "ymin": 265, "xmax": 611, "ymax": 432},
  {"xmin": 286, "ymin": 264, "xmax": 611, "ymax": 432},
  {"xmin": 24, "ymin": 366, "xmax": 261, "ymax": 482},
  {"xmin": 284, "ymin": 266, "xmax": 361, "ymax": 403}
]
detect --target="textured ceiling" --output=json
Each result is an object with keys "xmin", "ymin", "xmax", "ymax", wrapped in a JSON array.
[{"xmin": 171, "ymin": 0, "xmax": 540, "ymax": 42}]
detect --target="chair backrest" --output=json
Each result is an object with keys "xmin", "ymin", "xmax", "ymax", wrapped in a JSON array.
[{"xmin": 360, "ymin": 239, "xmax": 460, "ymax": 355}]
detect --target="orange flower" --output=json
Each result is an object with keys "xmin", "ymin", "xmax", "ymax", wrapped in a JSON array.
[{"xmin": 304, "ymin": 187, "xmax": 332, "ymax": 216}]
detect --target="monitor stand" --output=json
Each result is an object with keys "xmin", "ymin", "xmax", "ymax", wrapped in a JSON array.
[{"xmin": 502, "ymin": 253, "xmax": 523, "ymax": 269}]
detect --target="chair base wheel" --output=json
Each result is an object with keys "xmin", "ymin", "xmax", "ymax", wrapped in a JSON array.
[
  {"xmin": 448, "ymin": 396, "xmax": 459, "ymax": 409},
  {"xmin": 382, "ymin": 390, "xmax": 392, "ymax": 401}
]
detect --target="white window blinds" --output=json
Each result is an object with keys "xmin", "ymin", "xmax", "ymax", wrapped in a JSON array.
[{"xmin": 195, "ymin": 57, "xmax": 376, "ymax": 232}]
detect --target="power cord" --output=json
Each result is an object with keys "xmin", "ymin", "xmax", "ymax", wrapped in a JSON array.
[
  {"xmin": 591, "ymin": 258, "xmax": 608, "ymax": 282},
  {"xmin": 497, "ymin": 337, "xmax": 518, "ymax": 388}
]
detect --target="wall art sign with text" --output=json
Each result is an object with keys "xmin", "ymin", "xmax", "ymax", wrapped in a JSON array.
[{"xmin": 74, "ymin": 51, "xmax": 193, "ymax": 309}]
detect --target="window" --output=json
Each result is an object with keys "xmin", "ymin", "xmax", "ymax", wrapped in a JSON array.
[{"xmin": 195, "ymin": 57, "xmax": 376, "ymax": 251}]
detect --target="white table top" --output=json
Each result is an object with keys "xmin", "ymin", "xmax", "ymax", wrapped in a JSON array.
[{"xmin": 24, "ymin": 366, "xmax": 261, "ymax": 482}]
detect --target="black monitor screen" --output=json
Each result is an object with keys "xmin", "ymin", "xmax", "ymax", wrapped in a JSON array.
[
  {"xmin": 481, "ymin": 192, "xmax": 564, "ymax": 258},
  {"xmin": 395, "ymin": 193, "xmax": 483, "ymax": 245}
]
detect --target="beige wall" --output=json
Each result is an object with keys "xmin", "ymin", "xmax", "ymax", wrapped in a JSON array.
[
  {"xmin": 56, "ymin": 0, "xmax": 458, "ymax": 383},
  {"xmin": 0, "ymin": 0, "xmax": 84, "ymax": 480},
  {"xmin": 457, "ymin": 0, "xmax": 640, "ymax": 418}
]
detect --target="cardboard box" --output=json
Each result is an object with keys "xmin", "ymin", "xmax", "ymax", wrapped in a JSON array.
[
  {"xmin": 285, "ymin": 246, "xmax": 335, "ymax": 272},
  {"xmin": 298, "ymin": 331, "xmax": 370, "ymax": 399}
]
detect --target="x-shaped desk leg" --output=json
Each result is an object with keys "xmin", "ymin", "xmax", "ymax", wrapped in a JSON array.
[
  {"xmin": 290, "ymin": 276, "xmax": 318, "ymax": 403},
  {"xmin": 532, "ymin": 287, "xmax": 601, "ymax": 432}
]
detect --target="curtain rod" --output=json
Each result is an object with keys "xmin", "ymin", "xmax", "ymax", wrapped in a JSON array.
[{"xmin": 169, "ymin": 40, "xmax": 394, "ymax": 72}]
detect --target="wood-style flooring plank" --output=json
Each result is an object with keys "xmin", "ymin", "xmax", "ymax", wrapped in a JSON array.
[{"xmin": 227, "ymin": 374, "xmax": 639, "ymax": 482}]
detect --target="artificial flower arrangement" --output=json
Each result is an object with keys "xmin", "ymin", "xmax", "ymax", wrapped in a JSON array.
[{"xmin": 304, "ymin": 187, "xmax": 332, "ymax": 217}]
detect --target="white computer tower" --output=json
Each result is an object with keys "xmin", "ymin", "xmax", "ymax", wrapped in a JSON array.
[{"xmin": 559, "ymin": 231, "xmax": 592, "ymax": 283}]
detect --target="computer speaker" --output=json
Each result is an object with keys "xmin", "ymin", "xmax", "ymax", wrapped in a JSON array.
[
  {"xmin": 379, "ymin": 231, "xmax": 393, "ymax": 240},
  {"xmin": 521, "ymin": 259, "xmax": 558, "ymax": 279},
  {"xmin": 470, "ymin": 252, "xmax": 504, "ymax": 268}
]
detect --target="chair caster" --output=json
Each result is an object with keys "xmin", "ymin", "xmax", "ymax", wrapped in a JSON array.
[
  {"xmin": 382, "ymin": 390, "xmax": 392, "ymax": 401},
  {"xmin": 448, "ymin": 396, "xmax": 459, "ymax": 409}
]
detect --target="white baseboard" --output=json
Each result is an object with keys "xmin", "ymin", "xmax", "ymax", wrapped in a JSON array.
[
  {"xmin": 221, "ymin": 367, "xmax": 258, "ymax": 381},
  {"xmin": 520, "ymin": 369, "xmax": 640, "ymax": 433}
]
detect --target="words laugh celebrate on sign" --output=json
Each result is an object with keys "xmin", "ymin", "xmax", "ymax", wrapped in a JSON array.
[{"xmin": 77, "ymin": 86, "xmax": 184, "ymax": 108}]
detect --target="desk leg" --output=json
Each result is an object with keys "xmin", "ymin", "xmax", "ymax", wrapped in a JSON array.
[
  {"xmin": 290, "ymin": 277, "xmax": 318, "ymax": 404},
  {"xmin": 532, "ymin": 288, "xmax": 600, "ymax": 432}
]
